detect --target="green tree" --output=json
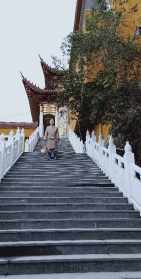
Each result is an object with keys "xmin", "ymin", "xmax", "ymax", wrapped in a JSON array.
[{"xmin": 53, "ymin": 2, "xmax": 141, "ymax": 164}]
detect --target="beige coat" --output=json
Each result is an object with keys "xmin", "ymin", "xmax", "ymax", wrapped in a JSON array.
[{"xmin": 45, "ymin": 125, "xmax": 59, "ymax": 150}]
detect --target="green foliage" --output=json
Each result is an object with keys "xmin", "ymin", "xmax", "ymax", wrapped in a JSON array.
[{"xmin": 52, "ymin": 5, "xmax": 141, "ymax": 163}]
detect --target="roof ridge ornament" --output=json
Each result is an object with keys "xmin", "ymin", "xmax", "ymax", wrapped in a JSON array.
[
  {"xmin": 38, "ymin": 54, "xmax": 44, "ymax": 63},
  {"xmin": 20, "ymin": 71, "xmax": 25, "ymax": 80}
]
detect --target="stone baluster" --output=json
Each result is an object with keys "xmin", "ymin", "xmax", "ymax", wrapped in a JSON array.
[
  {"xmin": 0, "ymin": 134, "xmax": 5, "ymax": 181},
  {"xmin": 8, "ymin": 130, "xmax": 14, "ymax": 166},
  {"xmin": 124, "ymin": 141, "xmax": 135, "ymax": 197},
  {"xmin": 15, "ymin": 128, "xmax": 21, "ymax": 156},
  {"xmin": 25, "ymin": 139, "xmax": 30, "ymax": 152},
  {"xmin": 39, "ymin": 109, "xmax": 44, "ymax": 138},
  {"xmin": 92, "ymin": 130, "xmax": 96, "ymax": 143},
  {"xmin": 108, "ymin": 135, "xmax": 116, "ymax": 181},
  {"xmin": 21, "ymin": 129, "xmax": 25, "ymax": 152}
]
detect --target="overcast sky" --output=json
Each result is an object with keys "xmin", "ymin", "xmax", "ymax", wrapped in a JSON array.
[{"xmin": 0, "ymin": 0, "xmax": 76, "ymax": 122}]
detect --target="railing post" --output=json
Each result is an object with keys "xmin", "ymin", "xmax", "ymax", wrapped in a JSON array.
[
  {"xmin": 91, "ymin": 130, "xmax": 97, "ymax": 162},
  {"xmin": 92, "ymin": 131, "xmax": 96, "ymax": 143},
  {"xmin": 98, "ymin": 133, "xmax": 103, "ymax": 146},
  {"xmin": 39, "ymin": 110, "xmax": 44, "ymax": 138},
  {"xmin": 0, "ymin": 135, "xmax": 5, "ymax": 181},
  {"xmin": 8, "ymin": 130, "xmax": 14, "ymax": 166},
  {"xmin": 86, "ymin": 130, "xmax": 98, "ymax": 162},
  {"xmin": 86, "ymin": 130, "xmax": 91, "ymax": 156},
  {"xmin": 25, "ymin": 139, "xmax": 30, "ymax": 152},
  {"xmin": 124, "ymin": 141, "xmax": 135, "ymax": 197},
  {"xmin": 108, "ymin": 135, "xmax": 116, "ymax": 181},
  {"xmin": 15, "ymin": 128, "xmax": 21, "ymax": 156},
  {"xmin": 98, "ymin": 133, "xmax": 104, "ymax": 169},
  {"xmin": 79, "ymin": 138, "xmax": 85, "ymax": 153},
  {"xmin": 21, "ymin": 129, "xmax": 25, "ymax": 152}
]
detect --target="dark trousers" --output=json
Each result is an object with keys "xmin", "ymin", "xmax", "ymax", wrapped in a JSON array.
[{"xmin": 48, "ymin": 149, "xmax": 56, "ymax": 159}]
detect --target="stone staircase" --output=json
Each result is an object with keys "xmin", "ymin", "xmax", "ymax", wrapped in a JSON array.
[{"xmin": 0, "ymin": 138, "xmax": 141, "ymax": 275}]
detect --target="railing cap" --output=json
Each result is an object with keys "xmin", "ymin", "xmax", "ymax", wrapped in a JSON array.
[
  {"xmin": 124, "ymin": 141, "xmax": 132, "ymax": 153},
  {"xmin": 124, "ymin": 141, "xmax": 135, "ymax": 163}
]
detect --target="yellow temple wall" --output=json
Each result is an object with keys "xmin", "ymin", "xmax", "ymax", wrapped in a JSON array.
[
  {"xmin": 112, "ymin": 0, "xmax": 141, "ymax": 42},
  {"xmin": 95, "ymin": 123, "xmax": 111, "ymax": 141},
  {"xmin": 0, "ymin": 127, "xmax": 36, "ymax": 138},
  {"xmin": 83, "ymin": 1, "xmax": 141, "ymax": 82},
  {"xmin": 69, "ymin": 112, "xmax": 77, "ymax": 131}
]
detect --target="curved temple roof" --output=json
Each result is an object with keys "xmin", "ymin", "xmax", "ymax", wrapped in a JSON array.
[
  {"xmin": 22, "ymin": 75, "xmax": 58, "ymax": 96},
  {"xmin": 21, "ymin": 57, "xmax": 64, "ymax": 123}
]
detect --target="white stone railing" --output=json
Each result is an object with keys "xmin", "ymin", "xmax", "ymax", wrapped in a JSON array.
[
  {"xmin": 24, "ymin": 109, "xmax": 44, "ymax": 152},
  {"xmin": 0, "ymin": 128, "xmax": 25, "ymax": 181},
  {"xmin": 25, "ymin": 127, "xmax": 39, "ymax": 152},
  {"xmin": 68, "ymin": 129, "xmax": 85, "ymax": 153},
  {"xmin": 86, "ymin": 131, "xmax": 141, "ymax": 213}
]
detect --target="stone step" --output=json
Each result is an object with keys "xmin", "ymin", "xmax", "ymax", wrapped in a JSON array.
[
  {"xmin": 1, "ymin": 181, "xmax": 114, "ymax": 187},
  {"xmin": 10, "ymin": 165, "xmax": 99, "ymax": 169},
  {"xmin": 0, "ymin": 210, "xmax": 138, "ymax": 220},
  {"xmin": 0, "ymin": 192, "xmax": 124, "ymax": 198},
  {"xmin": 15, "ymin": 155, "xmax": 94, "ymax": 159},
  {"xmin": 8, "ymin": 170, "xmax": 104, "ymax": 174},
  {"xmin": 0, "ymin": 186, "xmax": 118, "ymax": 192},
  {"xmin": 16, "ymin": 160, "xmax": 93, "ymax": 165},
  {"xmin": 16, "ymin": 158, "xmax": 95, "ymax": 161},
  {"xmin": 0, "ymin": 218, "xmax": 141, "ymax": 230},
  {"xmin": 12, "ymin": 162, "xmax": 100, "ymax": 166},
  {"xmin": 13, "ymin": 158, "xmax": 95, "ymax": 161},
  {"xmin": 1, "ymin": 254, "xmax": 141, "ymax": 274},
  {"xmin": 0, "ymin": 228, "xmax": 141, "ymax": 242},
  {"xmin": 1, "ymin": 239, "xmax": 141, "ymax": 257},
  {"xmin": 0, "ymin": 197, "xmax": 128, "ymax": 204},
  {"xmin": 11, "ymin": 163, "xmax": 98, "ymax": 167},
  {"xmin": 0, "ymin": 203, "xmax": 132, "ymax": 212},
  {"xmin": 13, "ymin": 158, "xmax": 94, "ymax": 161},
  {"xmin": 12, "ymin": 166, "xmax": 95, "ymax": 170},
  {"xmin": 10, "ymin": 165, "xmax": 101, "ymax": 170},
  {"xmin": 6, "ymin": 168, "xmax": 101, "ymax": 172},
  {"xmin": 7, "ymin": 173, "xmax": 103, "ymax": 178},
  {"xmin": 3, "ymin": 177, "xmax": 111, "ymax": 182},
  {"xmin": 17, "ymin": 156, "xmax": 90, "ymax": 159},
  {"xmin": 6, "ymin": 174, "xmax": 106, "ymax": 179},
  {"xmin": 1, "ymin": 182, "xmax": 115, "ymax": 187},
  {"xmin": 5, "ymin": 177, "xmax": 110, "ymax": 184},
  {"xmin": 10, "ymin": 164, "xmax": 100, "ymax": 168},
  {"xmin": 13, "ymin": 166, "xmax": 99, "ymax": 171}
]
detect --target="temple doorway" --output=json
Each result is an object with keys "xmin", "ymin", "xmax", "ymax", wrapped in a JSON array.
[{"xmin": 43, "ymin": 114, "xmax": 55, "ymax": 131}]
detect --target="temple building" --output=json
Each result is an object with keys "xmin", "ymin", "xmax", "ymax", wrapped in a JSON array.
[
  {"xmin": 21, "ymin": 0, "xmax": 141, "ymax": 139},
  {"xmin": 21, "ymin": 1, "xmax": 112, "ymax": 138},
  {"xmin": 21, "ymin": 56, "xmax": 68, "ymax": 137}
]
